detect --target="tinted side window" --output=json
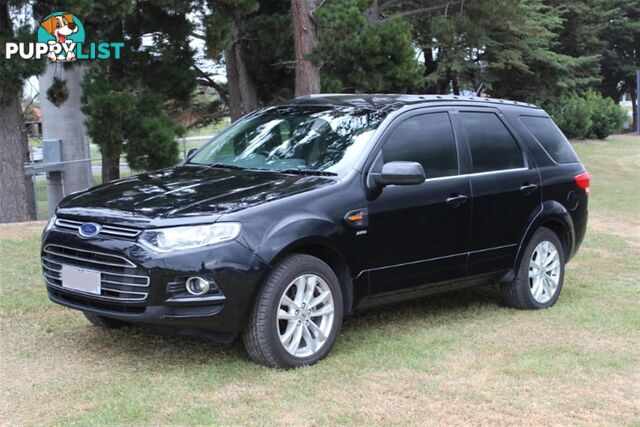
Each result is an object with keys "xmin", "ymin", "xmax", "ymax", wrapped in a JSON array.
[
  {"xmin": 382, "ymin": 112, "xmax": 458, "ymax": 179},
  {"xmin": 459, "ymin": 112, "xmax": 524, "ymax": 173},
  {"xmin": 520, "ymin": 116, "xmax": 579, "ymax": 163}
]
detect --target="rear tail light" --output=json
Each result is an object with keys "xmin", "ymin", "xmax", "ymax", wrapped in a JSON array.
[{"xmin": 575, "ymin": 171, "xmax": 590, "ymax": 195}]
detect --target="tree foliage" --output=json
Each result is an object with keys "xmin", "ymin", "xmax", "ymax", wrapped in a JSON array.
[
  {"xmin": 315, "ymin": 0, "xmax": 423, "ymax": 93},
  {"xmin": 39, "ymin": 0, "xmax": 197, "ymax": 181},
  {"xmin": 597, "ymin": 0, "xmax": 640, "ymax": 125},
  {"xmin": 14, "ymin": 0, "xmax": 640, "ymax": 186},
  {"xmin": 241, "ymin": 1, "xmax": 295, "ymax": 103},
  {"xmin": 408, "ymin": 0, "xmax": 604, "ymax": 103}
]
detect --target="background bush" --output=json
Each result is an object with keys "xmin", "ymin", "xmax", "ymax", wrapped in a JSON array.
[
  {"xmin": 549, "ymin": 91, "xmax": 625, "ymax": 139},
  {"xmin": 548, "ymin": 95, "xmax": 592, "ymax": 139},
  {"xmin": 584, "ymin": 91, "xmax": 627, "ymax": 139}
]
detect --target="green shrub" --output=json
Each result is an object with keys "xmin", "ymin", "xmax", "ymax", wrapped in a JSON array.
[
  {"xmin": 584, "ymin": 90, "xmax": 626, "ymax": 139},
  {"xmin": 548, "ymin": 95, "xmax": 592, "ymax": 139},
  {"xmin": 548, "ymin": 91, "xmax": 625, "ymax": 140}
]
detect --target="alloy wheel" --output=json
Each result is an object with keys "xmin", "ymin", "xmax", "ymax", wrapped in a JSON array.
[
  {"xmin": 528, "ymin": 241, "xmax": 561, "ymax": 303},
  {"xmin": 277, "ymin": 274, "xmax": 335, "ymax": 358}
]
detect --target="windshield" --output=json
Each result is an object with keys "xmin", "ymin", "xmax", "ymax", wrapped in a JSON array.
[{"xmin": 189, "ymin": 106, "xmax": 386, "ymax": 175}]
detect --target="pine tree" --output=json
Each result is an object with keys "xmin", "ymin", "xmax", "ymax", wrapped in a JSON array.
[
  {"xmin": 407, "ymin": 0, "xmax": 602, "ymax": 103},
  {"xmin": 41, "ymin": 0, "xmax": 198, "ymax": 182},
  {"xmin": 597, "ymin": 0, "xmax": 640, "ymax": 126},
  {"xmin": 0, "ymin": 1, "xmax": 44, "ymax": 222},
  {"xmin": 204, "ymin": 0, "xmax": 261, "ymax": 121},
  {"xmin": 315, "ymin": 0, "xmax": 423, "ymax": 93}
]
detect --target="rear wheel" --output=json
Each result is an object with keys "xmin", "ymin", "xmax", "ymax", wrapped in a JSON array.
[
  {"xmin": 243, "ymin": 254, "xmax": 343, "ymax": 368},
  {"xmin": 83, "ymin": 312, "xmax": 128, "ymax": 329},
  {"xmin": 501, "ymin": 227, "xmax": 565, "ymax": 309}
]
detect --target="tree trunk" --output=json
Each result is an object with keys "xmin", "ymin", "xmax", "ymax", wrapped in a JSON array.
[
  {"xmin": 364, "ymin": 0, "xmax": 381, "ymax": 25},
  {"xmin": 452, "ymin": 77, "xmax": 460, "ymax": 95},
  {"xmin": 0, "ymin": 94, "xmax": 37, "ymax": 223},
  {"xmin": 438, "ymin": 69, "xmax": 451, "ymax": 94},
  {"xmin": 225, "ymin": 47, "xmax": 244, "ymax": 122},
  {"xmin": 231, "ymin": 22, "xmax": 260, "ymax": 115},
  {"xmin": 422, "ymin": 46, "xmax": 438, "ymax": 93},
  {"xmin": 291, "ymin": 0, "xmax": 321, "ymax": 96},
  {"xmin": 101, "ymin": 151, "xmax": 120, "ymax": 183}
]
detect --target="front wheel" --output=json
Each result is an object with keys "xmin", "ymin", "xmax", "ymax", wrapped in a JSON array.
[
  {"xmin": 243, "ymin": 254, "xmax": 343, "ymax": 368},
  {"xmin": 500, "ymin": 227, "xmax": 566, "ymax": 309}
]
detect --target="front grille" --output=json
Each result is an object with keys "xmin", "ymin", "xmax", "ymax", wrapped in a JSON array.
[
  {"xmin": 42, "ymin": 244, "xmax": 149, "ymax": 302},
  {"xmin": 48, "ymin": 290, "xmax": 146, "ymax": 314},
  {"xmin": 55, "ymin": 218, "xmax": 141, "ymax": 239}
]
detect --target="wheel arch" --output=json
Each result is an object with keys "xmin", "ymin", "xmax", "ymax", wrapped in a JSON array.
[
  {"xmin": 267, "ymin": 239, "xmax": 355, "ymax": 316},
  {"xmin": 503, "ymin": 201, "xmax": 575, "ymax": 282},
  {"xmin": 248, "ymin": 216, "xmax": 357, "ymax": 318}
]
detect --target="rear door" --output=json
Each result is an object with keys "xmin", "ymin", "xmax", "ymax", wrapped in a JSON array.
[{"xmin": 452, "ymin": 109, "xmax": 541, "ymax": 275}]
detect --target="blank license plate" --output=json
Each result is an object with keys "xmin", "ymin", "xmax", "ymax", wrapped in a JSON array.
[{"xmin": 61, "ymin": 265, "xmax": 101, "ymax": 295}]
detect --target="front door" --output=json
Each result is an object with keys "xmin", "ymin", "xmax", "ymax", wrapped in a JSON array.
[{"xmin": 366, "ymin": 110, "xmax": 471, "ymax": 295}]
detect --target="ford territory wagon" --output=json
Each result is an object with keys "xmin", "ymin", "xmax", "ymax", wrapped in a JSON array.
[{"xmin": 42, "ymin": 94, "xmax": 589, "ymax": 368}]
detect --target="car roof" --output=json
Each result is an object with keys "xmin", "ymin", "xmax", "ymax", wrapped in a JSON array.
[{"xmin": 284, "ymin": 93, "xmax": 540, "ymax": 112}]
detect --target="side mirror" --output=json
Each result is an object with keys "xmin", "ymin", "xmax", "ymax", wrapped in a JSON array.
[
  {"xmin": 376, "ymin": 161, "xmax": 425, "ymax": 186},
  {"xmin": 186, "ymin": 148, "xmax": 198, "ymax": 159}
]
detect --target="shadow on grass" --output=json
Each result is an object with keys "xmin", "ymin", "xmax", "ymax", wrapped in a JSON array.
[{"xmin": 64, "ymin": 284, "xmax": 504, "ymax": 370}]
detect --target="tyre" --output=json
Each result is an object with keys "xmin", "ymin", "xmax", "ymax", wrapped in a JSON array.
[
  {"xmin": 243, "ymin": 254, "xmax": 344, "ymax": 368},
  {"xmin": 501, "ymin": 227, "xmax": 566, "ymax": 309},
  {"xmin": 83, "ymin": 312, "xmax": 128, "ymax": 329}
]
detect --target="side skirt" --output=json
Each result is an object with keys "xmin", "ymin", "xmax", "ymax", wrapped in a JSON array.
[{"xmin": 354, "ymin": 271, "xmax": 506, "ymax": 311}]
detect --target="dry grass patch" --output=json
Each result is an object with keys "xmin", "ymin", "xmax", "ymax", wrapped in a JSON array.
[
  {"xmin": 0, "ymin": 221, "xmax": 46, "ymax": 240},
  {"xmin": 588, "ymin": 213, "xmax": 640, "ymax": 247}
]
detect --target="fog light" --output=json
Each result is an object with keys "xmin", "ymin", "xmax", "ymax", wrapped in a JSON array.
[{"xmin": 185, "ymin": 277, "xmax": 210, "ymax": 296}]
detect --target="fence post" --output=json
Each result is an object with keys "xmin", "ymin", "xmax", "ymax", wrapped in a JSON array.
[
  {"xmin": 46, "ymin": 171, "xmax": 64, "ymax": 217},
  {"xmin": 32, "ymin": 174, "xmax": 39, "ymax": 221}
]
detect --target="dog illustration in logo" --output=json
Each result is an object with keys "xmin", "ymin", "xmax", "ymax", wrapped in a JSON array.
[{"xmin": 40, "ymin": 14, "xmax": 78, "ymax": 62}]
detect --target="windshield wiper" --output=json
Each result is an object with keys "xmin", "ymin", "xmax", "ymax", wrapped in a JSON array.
[
  {"xmin": 205, "ymin": 163, "xmax": 249, "ymax": 170},
  {"xmin": 277, "ymin": 168, "xmax": 337, "ymax": 176}
]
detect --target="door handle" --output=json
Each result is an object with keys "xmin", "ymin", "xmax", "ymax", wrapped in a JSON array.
[
  {"xmin": 520, "ymin": 183, "xmax": 538, "ymax": 195},
  {"xmin": 445, "ymin": 194, "xmax": 468, "ymax": 207}
]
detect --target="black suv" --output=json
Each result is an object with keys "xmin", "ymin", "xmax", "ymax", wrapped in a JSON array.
[{"xmin": 42, "ymin": 94, "xmax": 589, "ymax": 368}]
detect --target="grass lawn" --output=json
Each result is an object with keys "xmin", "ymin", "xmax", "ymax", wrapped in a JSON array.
[{"xmin": 1, "ymin": 135, "xmax": 638, "ymax": 425}]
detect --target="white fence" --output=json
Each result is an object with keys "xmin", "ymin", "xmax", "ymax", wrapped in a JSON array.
[{"xmin": 178, "ymin": 135, "xmax": 216, "ymax": 157}]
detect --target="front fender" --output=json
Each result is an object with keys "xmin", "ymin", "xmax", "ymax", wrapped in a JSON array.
[
  {"xmin": 253, "ymin": 216, "xmax": 345, "ymax": 266},
  {"xmin": 239, "ymin": 215, "xmax": 360, "ymax": 315}
]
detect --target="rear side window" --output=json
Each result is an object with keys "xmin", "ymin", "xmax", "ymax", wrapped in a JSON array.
[
  {"xmin": 458, "ymin": 112, "xmax": 525, "ymax": 173},
  {"xmin": 382, "ymin": 112, "xmax": 458, "ymax": 179},
  {"xmin": 520, "ymin": 116, "xmax": 579, "ymax": 163}
]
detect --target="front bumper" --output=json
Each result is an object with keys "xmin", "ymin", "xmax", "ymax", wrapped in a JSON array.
[{"xmin": 42, "ymin": 227, "xmax": 270, "ymax": 341}]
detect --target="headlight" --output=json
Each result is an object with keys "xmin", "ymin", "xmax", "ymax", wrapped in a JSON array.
[
  {"xmin": 43, "ymin": 215, "xmax": 57, "ymax": 233},
  {"xmin": 138, "ymin": 222, "xmax": 241, "ymax": 253}
]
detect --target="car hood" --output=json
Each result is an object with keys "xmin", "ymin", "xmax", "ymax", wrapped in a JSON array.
[{"xmin": 57, "ymin": 166, "xmax": 336, "ymax": 223}]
